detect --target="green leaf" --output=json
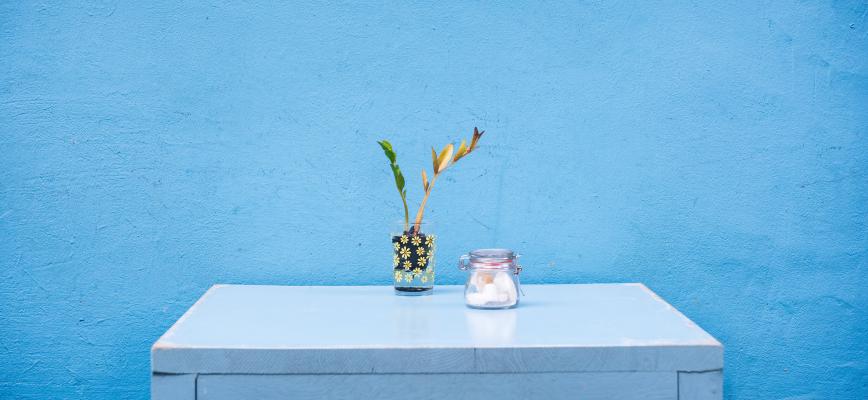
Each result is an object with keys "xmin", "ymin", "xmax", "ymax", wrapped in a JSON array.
[
  {"xmin": 378, "ymin": 140, "xmax": 396, "ymax": 164},
  {"xmin": 392, "ymin": 164, "xmax": 405, "ymax": 191},
  {"xmin": 379, "ymin": 139, "xmax": 410, "ymax": 228}
]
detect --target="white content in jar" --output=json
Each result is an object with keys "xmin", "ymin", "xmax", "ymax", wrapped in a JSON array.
[{"xmin": 465, "ymin": 270, "xmax": 517, "ymax": 308}]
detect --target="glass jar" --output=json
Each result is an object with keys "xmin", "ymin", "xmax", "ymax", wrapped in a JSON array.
[
  {"xmin": 392, "ymin": 221, "xmax": 435, "ymax": 296},
  {"xmin": 458, "ymin": 248, "xmax": 522, "ymax": 309}
]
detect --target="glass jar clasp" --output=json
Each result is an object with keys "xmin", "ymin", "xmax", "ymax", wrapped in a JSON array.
[{"xmin": 458, "ymin": 254, "xmax": 472, "ymax": 271}]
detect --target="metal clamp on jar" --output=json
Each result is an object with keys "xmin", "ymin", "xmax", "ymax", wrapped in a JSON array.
[{"xmin": 458, "ymin": 249, "xmax": 523, "ymax": 309}]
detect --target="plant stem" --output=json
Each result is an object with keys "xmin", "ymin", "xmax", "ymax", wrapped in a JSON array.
[
  {"xmin": 413, "ymin": 174, "xmax": 437, "ymax": 232},
  {"xmin": 401, "ymin": 192, "xmax": 409, "ymax": 232}
]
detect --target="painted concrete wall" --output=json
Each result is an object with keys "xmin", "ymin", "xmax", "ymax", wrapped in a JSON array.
[{"xmin": 1, "ymin": 1, "xmax": 866, "ymax": 399}]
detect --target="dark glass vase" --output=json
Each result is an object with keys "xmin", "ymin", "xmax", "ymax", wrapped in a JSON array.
[{"xmin": 392, "ymin": 221, "xmax": 435, "ymax": 296}]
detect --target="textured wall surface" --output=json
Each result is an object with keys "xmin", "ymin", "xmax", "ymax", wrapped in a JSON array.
[{"xmin": 1, "ymin": 1, "xmax": 866, "ymax": 399}]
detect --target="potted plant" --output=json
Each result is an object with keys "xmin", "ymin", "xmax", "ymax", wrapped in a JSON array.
[{"xmin": 378, "ymin": 128, "xmax": 486, "ymax": 295}]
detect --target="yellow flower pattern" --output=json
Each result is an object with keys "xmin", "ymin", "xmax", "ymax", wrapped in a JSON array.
[{"xmin": 392, "ymin": 233, "xmax": 435, "ymax": 287}]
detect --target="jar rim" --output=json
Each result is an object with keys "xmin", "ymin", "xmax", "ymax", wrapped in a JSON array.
[
  {"xmin": 468, "ymin": 249, "xmax": 517, "ymax": 269},
  {"xmin": 393, "ymin": 220, "xmax": 432, "ymax": 235},
  {"xmin": 395, "ymin": 220, "xmax": 430, "ymax": 225},
  {"xmin": 469, "ymin": 248, "xmax": 516, "ymax": 261}
]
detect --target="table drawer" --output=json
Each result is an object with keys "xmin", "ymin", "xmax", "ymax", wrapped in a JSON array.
[{"xmin": 197, "ymin": 372, "xmax": 677, "ymax": 400}]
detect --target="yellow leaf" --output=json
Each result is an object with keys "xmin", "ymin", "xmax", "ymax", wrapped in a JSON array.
[
  {"xmin": 421, "ymin": 169, "xmax": 428, "ymax": 191},
  {"xmin": 453, "ymin": 139, "xmax": 468, "ymax": 162},
  {"xmin": 431, "ymin": 147, "xmax": 439, "ymax": 174},
  {"xmin": 437, "ymin": 143, "xmax": 454, "ymax": 173},
  {"xmin": 470, "ymin": 127, "xmax": 484, "ymax": 151}
]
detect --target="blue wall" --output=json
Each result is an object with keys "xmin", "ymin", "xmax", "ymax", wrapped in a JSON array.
[{"xmin": 1, "ymin": 1, "xmax": 866, "ymax": 398}]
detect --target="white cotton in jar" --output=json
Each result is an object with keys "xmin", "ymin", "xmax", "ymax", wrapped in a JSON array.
[
  {"xmin": 466, "ymin": 270, "xmax": 518, "ymax": 308},
  {"xmin": 494, "ymin": 271, "xmax": 517, "ymax": 304}
]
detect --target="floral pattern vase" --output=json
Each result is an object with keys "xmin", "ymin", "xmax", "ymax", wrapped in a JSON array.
[{"xmin": 392, "ymin": 223, "xmax": 435, "ymax": 296}]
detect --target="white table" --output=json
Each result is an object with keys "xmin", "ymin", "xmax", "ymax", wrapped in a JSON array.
[{"xmin": 151, "ymin": 284, "xmax": 722, "ymax": 399}]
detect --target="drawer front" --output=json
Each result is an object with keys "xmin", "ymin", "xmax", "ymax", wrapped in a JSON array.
[{"xmin": 197, "ymin": 372, "xmax": 677, "ymax": 400}]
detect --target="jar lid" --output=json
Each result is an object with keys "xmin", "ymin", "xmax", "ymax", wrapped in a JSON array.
[
  {"xmin": 459, "ymin": 249, "xmax": 522, "ymax": 273},
  {"xmin": 465, "ymin": 248, "xmax": 517, "ymax": 270},
  {"xmin": 469, "ymin": 248, "xmax": 516, "ymax": 261}
]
